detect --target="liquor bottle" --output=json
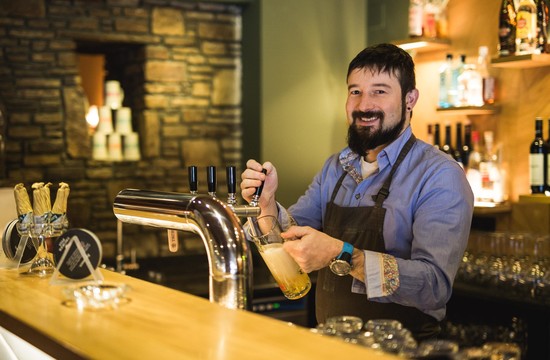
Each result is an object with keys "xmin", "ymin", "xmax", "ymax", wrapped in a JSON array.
[
  {"xmin": 438, "ymin": 54, "xmax": 453, "ymax": 108},
  {"xmin": 477, "ymin": 46, "xmax": 496, "ymax": 105},
  {"xmin": 530, "ymin": 117, "xmax": 546, "ymax": 193},
  {"xmin": 536, "ymin": 0, "xmax": 549, "ymax": 53},
  {"xmin": 462, "ymin": 122, "xmax": 472, "ymax": 168},
  {"xmin": 442, "ymin": 122, "xmax": 454, "ymax": 155},
  {"xmin": 499, "ymin": 0, "xmax": 517, "ymax": 56},
  {"xmin": 516, "ymin": 0, "xmax": 538, "ymax": 54},
  {"xmin": 453, "ymin": 122, "xmax": 464, "ymax": 168},
  {"xmin": 408, "ymin": 0, "xmax": 424, "ymax": 37},
  {"xmin": 466, "ymin": 130, "xmax": 483, "ymax": 201},
  {"xmin": 480, "ymin": 131, "xmax": 504, "ymax": 202},
  {"xmin": 450, "ymin": 54, "xmax": 466, "ymax": 106},
  {"xmin": 433, "ymin": 123, "xmax": 441, "ymax": 150},
  {"xmin": 423, "ymin": 1, "xmax": 437, "ymax": 38}
]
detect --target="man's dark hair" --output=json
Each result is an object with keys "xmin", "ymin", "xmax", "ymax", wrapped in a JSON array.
[{"xmin": 347, "ymin": 43, "xmax": 416, "ymax": 96}]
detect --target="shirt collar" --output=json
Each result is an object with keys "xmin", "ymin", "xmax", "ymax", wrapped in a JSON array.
[{"xmin": 339, "ymin": 126, "xmax": 413, "ymax": 184}]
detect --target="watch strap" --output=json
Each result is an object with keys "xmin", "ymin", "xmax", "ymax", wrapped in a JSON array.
[{"xmin": 337, "ymin": 242, "xmax": 353, "ymax": 263}]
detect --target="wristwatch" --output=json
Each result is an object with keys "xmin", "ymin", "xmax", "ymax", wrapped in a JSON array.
[{"xmin": 329, "ymin": 242, "xmax": 354, "ymax": 276}]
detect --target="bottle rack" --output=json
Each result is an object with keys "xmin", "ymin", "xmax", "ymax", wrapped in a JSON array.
[
  {"xmin": 436, "ymin": 105, "xmax": 501, "ymax": 116},
  {"xmin": 393, "ymin": 37, "xmax": 451, "ymax": 53},
  {"xmin": 491, "ymin": 53, "xmax": 550, "ymax": 69}
]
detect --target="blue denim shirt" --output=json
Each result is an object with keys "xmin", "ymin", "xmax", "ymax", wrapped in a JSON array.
[{"xmin": 279, "ymin": 126, "xmax": 474, "ymax": 321}]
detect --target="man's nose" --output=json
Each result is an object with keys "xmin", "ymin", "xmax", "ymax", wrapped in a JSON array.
[{"xmin": 356, "ymin": 95, "xmax": 374, "ymax": 111}]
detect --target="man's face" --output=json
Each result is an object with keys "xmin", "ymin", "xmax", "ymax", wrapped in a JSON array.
[{"xmin": 345, "ymin": 68, "xmax": 411, "ymax": 156}]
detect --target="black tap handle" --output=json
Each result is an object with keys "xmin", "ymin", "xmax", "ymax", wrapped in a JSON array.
[
  {"xmin": 207, "ymin": 166, "xmax": 216, "ymax": 194},
  {"xmin": 188, "ymin": 166, "xmax": 198, "ymax": 192},
  {"xmin": 253, "ymin": 168, "xmax": 268, "ymax": 198},
  {"xmin": 226, "ymin": 166, "xmax": 236, "ymax": 194}
]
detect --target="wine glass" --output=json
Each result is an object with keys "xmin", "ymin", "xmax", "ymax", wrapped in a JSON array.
[{"xmin": 17, "ymin": 214, "xmax": 68, "ymax": 277}]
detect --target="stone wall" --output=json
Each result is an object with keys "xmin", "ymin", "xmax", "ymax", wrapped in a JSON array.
[{"xmin": 0, "ymin": 0, "xmax": 243, "ymax": 260}]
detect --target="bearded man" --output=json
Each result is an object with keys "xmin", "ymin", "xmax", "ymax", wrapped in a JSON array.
[{"xmin": 240, "ymin": 43, "xmax": 474, "ymax": 341}]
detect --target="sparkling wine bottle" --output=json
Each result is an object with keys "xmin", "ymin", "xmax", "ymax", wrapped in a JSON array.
[{"xmin": 530, "ymin": 117, "xmax": 545, "ymax": 194}]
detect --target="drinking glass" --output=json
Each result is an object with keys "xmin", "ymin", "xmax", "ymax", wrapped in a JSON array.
[
  {"xmin": 456, "ymin": 346, "xmax": 491, "ymax": 359},
  {"xmin": 416, "ymin": 339, "xmax": 459, "ymax": 358},
  {"xmin": 316, "ymin": 315, "xmax": 364, "ymax": 343},
  {"xmin": 482, "ymin": 342, "xmax": 521, "ymax": 360},
  {"xmin": 247, "ymin": 215, "xmax": 311, "ymax": 300}
]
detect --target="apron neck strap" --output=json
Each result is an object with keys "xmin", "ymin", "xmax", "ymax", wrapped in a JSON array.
[{"xmin": 372, "ymin": 134, "xmax": 417, "ymax": 205}]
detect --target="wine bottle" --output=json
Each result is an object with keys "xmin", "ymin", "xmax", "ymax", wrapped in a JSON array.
[
  {"xmin": 433, "ymin": 123, "xmax": 441, "ymax": 150},
  {"xmin": 499, "ymin": 0, "xmax": 517, "ymax": 56},
  {"xmin": 530, "ymin": 117, "xmax": 545, "ymax": 194},
  {"xmin": 516, "ymin": 0, "xmax": 538, "ymax": 54},
  {"xmin": 442, "ymin": 122, "xmax": 454, "ymax": 155},
  {"xmin": 462, "ymin": 122, "xmax": 472, "ymax": 168},
  {"xmin": 453, "ymin": 122, "xmax": 464, "ymax": 167}
]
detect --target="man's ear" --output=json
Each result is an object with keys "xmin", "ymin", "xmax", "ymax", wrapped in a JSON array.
[{"xmin": 405, "ymin": 89, "xmax": 419, "ymax": 110}]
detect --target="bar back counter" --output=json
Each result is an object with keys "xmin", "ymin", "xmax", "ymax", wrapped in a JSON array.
[{"xmin": 0, "ymin": 268, "xmax": 397, "ymax": 359}]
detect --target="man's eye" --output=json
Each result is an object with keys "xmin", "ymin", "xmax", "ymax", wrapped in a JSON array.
[
  {"xmin": 350, "ymin": 90, "xmax": 360, "ymax": 95},
  {"xmin": 373, "ymin": 90, "xmax": 386, "ymax": 95}
]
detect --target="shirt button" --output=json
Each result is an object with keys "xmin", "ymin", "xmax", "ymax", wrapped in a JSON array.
[{"xmin": 355, "ymin": 194, "xmax": 360, "ymax": 200}]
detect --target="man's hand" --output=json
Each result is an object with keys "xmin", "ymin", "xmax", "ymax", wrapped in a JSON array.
[
  {"xmin": 281, "ymin": 226, "xmax": 342, "ymax": 273},
  {"xmin": 240, "ymin": 159, "xmax": 278, "ymax": 216},
  {"xmin": 282, "ymin": 226, "xmax": 365, "ymax": 282}
]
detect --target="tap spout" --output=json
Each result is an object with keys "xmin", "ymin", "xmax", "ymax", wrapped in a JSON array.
[{"xmin": 112, "ymin": 189, "xmax": 252, "ymax": 311}]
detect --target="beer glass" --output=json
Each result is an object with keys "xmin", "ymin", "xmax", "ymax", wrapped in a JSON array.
[{"xmin": 247, "ymin": 215, "xmax": 311, "ymax": 300}]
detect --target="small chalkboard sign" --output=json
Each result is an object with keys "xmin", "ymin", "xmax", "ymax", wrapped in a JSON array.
[{"xmin": 53, "ymin": 228, "xmax": 103, "ymax": 280}]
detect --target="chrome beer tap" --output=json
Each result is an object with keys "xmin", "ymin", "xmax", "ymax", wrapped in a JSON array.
[
  {"xmin": 113, "ymin": 189, "xmax": 253, "ymax": 310},
  {"xmin": 207, "ymin": 166, "xmax": 216, "ymax": 197},
  {"xmin": 188, "ymin": 166, "xmax": 198, "ymax": 195},
  {"xmin": 226, "ymin": 166, "xmax": 237, "ymax": 208}
]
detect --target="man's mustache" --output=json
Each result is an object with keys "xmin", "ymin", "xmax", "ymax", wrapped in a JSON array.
[{"xmin": 352, "ymin": 110, "xmax": 384, "ymax": 123}]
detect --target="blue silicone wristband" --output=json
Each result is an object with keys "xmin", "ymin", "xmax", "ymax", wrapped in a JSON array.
[{"xmin": 338, "ymin": 242, "xmax": 353, "ymax": 260}]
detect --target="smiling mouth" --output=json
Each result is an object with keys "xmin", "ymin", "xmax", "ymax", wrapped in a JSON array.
[{"xmin": 355, "ymin": 114, "xmax": 380, "ymax": 126}]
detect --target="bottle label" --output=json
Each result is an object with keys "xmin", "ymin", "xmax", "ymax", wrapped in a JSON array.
[
  {"xmin": 516, "ymin": 11, "xmax": 536, "ymax": 39},
  {"xmin": 529, "ymin": 153, "xmax": 544, "ymax": 185}
]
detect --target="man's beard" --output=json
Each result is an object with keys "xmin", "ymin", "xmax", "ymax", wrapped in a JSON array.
[{"xmin": 347, "ymin": 101, "xmax": 407, "ymax": 157}]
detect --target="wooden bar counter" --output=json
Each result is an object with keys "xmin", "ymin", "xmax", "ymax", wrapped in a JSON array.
[{"xmin": 0, "ymin": 268, "xmax": 397, "ymax": 359}]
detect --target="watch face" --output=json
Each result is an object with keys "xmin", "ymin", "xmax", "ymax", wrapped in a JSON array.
[{"xmin": 330, "ymin": 259, "xmax": 351, "ymax": 276}]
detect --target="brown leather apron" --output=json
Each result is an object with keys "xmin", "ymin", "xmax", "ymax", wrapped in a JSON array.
[{"xmin": 315, "ymin": 135, "xmax": 441, "ymax": 341}]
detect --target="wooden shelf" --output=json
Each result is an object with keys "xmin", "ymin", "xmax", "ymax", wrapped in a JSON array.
[
  {"xmin": 436, "ymin": 104, "xmax": 500, "ymax": 116},
  {"xmin": 393, "ymin": 37, "xmax": 451, "ymax": 53},
  {"xmin": 491, "ymin": 53, "xmax": 550, "ymax": 68}
]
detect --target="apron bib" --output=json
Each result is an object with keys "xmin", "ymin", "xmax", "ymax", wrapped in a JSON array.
[{"xmin": 315, "ymin": 135, "xmax": 441, "ymax": 340}]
